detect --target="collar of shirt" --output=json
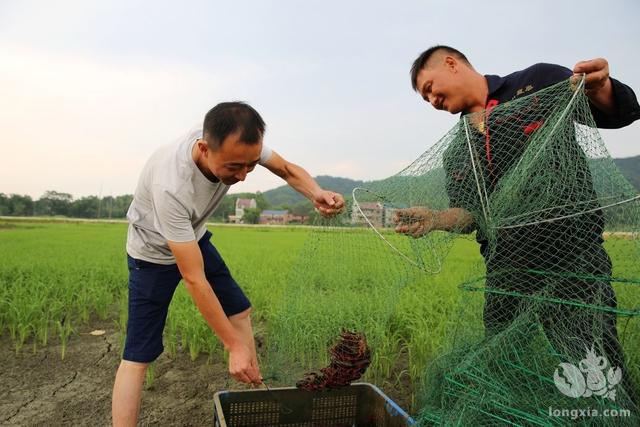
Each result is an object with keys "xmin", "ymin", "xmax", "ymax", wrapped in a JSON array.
[
  {"xmin": 485, "ymin": 74, "xmax": 506, "ymax": 98},
  {"xmin": 460, "ymin": 74, "xmax": 505, "ymax": 117}
]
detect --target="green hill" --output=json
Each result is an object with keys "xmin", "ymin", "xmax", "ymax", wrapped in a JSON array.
[
  {"xmin": 256, "ymin": 156, "xmax": 638, "ymax": 205},
  {"xmin": 1, "ymin": 157, "xmax": 634, "ymax": 222},
  {"xmin": 261, "ymin": 175, "xmax": 365, "ymax": 206},
  {"xmin": 240, "ymin": 155, "xmax": 639, "ymax": 209},
  {"xmin": 614, "ymin": 155, "xmax": 640, "ymax": 191},
  {"xmin": 220, "ymin": 156, "xmax": 637, "ymax": 221}
]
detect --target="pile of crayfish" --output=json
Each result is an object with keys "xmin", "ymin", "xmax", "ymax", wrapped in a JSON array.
[{"xmin": 296, "ymin": 329, "xmax": 371, "ymax": 391}]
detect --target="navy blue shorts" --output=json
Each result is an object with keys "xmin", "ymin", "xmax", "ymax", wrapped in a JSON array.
[{"xmin": 123, "ymin": 230, "xmax": 251, "ymax": 363}]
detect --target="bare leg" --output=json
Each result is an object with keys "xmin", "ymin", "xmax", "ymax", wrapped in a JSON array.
[{"xmin": 112, "ymin": 360, "xmax": 149, "ymax": 427}]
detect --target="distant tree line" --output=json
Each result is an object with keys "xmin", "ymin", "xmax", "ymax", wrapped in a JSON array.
[
  {"xmin": 0, "ymin": 190, "xmax": 319, "ymax": 222},
  {"xmin": 1, "ymin": 176, "xmax": 364, "ymax": 222},
  {"xmin": 0, "ymin": 191, "xmax": 134, "ymax": 219}
]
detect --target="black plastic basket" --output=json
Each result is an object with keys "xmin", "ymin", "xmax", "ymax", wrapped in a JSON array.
[{"xmin": 213, "ymin": 382, "xmax": 415, "ymax": 427}]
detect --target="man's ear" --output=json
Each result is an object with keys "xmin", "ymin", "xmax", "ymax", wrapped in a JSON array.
[
  {"xmin": 444, "ymin": 55, "xmax": 457, "ymax": 72},
  {"xmin": 197, "ymin": 139, "xmax": 210, "ymax": 157}
]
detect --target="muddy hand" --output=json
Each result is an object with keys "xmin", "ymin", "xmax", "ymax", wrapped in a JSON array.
[
  {"xmin": 393, "ymin": 207, "xmax": 434, "ymax": 238},
  {"xmin": 314, "ymin": 191, "xmax": 345, "ymax": 217}
]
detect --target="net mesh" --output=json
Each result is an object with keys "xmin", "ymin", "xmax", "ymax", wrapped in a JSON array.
[{"xmin": 263, "ymin": 77, "xmax": 640, "ymax": 425}]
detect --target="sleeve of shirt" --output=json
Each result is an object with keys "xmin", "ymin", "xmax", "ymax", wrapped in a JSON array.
[
  {"xmin": 150, "ymin": 185, "xmax": 196, "ymax": 242},
  {"xmin": 534, "ymin": 63, "xmax": 573, "ymax": 88},
  {"xmin": 443, "ymin": 148, "xmax": 463, "ymax": 209},
  {"xmin": 444, "ymin": 134, "xmax": 474, "ymax": 208},
  {"xmin": 442, "ymin": 128, "xmax": 485, "ymax": 233},
  {"xmin": 590, "ymin": 77, "xmax": 640, "ymax": 129},
  {"xmin": 535, "ymin": 63, "xmax": 640, "ymax": 129},
  {"xmin": 259, "ymin": 144, "xmax": 273, "ymax": 165}
]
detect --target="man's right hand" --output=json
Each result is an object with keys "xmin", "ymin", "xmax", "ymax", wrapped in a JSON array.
[
  {"xmin": 228, "ymin": 343, "xmax": 262, "ymax": 384},
  {"xmin": 394, "ymin": 207, "xmax": 436, "ymax": 238}
]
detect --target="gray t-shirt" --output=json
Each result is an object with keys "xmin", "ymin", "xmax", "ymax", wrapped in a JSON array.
[{"xmin": 126, "ymin": 126, "xmax": 272, "ymax": 264}]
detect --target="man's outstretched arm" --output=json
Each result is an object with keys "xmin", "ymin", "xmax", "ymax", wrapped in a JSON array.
[
  {"xmin": 261, "ymin": 150, "xmax": 345, "ymax": 216},
  {"xmin": 394, "ymin": 207, "xmax": 475, "ymax": 238}
]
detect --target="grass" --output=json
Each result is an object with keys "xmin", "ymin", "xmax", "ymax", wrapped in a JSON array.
[{"xmin": 0, "ymin": 219, "xmax": 638, "ymax": 407}]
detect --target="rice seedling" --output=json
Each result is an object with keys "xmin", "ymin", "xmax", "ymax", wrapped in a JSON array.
[{"xmin": 1, "ymin": 219, "xmax": 636, "ymax": 406}]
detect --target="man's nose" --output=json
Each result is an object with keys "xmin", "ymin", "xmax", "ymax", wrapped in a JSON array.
[
  {"xmin": 235, "ymin": 169, "xmax": 248, "ymax": 182},
  {"xmin": 428, "ymin": 94, "xmax": 438, "ymax": 108}
]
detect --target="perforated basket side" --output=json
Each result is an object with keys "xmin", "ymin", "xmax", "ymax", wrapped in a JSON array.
[{"xmin": 213, "ymin": 383, "xmax": 415, "ymax": 427}]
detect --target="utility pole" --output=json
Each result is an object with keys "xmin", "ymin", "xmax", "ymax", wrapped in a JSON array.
[{"xmin": 97, "ymin": 183, "xmax": 103, "ymax": 219}]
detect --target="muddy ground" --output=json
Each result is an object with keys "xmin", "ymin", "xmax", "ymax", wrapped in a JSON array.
[{"xmin": 0, "ymin": 319, "xmax": 414, "ymax": 426}]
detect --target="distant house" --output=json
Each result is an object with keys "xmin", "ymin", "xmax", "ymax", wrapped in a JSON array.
[
  {"xmin": 351, "ymin": 202, "xmax": 401, "ymax": 228},
  {"xmin": 260, "ymin": 209, "xmax": 289, "ymax": 225},
  {"xmin": 228, "ymin": 198, "xmax": 257, "ymax": 223},
  {"xmin": 287, "ymin": 214, "xmax": 308, "ymax": 224},
  {"xmin": 383, "ymin": 207, "xmax": 399, "ymax": 228},
  {"xmin": 351, "ymin": 202, "xmax": 384, "ymax": 228}
]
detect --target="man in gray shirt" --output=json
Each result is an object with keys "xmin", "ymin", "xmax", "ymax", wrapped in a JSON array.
[{"xmin": 112, "ymin": 102, "xmax": 344, "ymax": 425}]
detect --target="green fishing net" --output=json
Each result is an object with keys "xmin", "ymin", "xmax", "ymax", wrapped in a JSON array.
[{"xmin": 264, "ymin": 77, "xmax": 639, "ymax": 426}]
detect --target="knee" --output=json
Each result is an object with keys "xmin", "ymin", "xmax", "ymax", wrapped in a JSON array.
[
  {"xmin": 229, "ymin": 307, "xmax": 252, "ymax": 321},
  {"xmin": 119, "ymin": 359, "xmax": 150, "ymax": 373}
]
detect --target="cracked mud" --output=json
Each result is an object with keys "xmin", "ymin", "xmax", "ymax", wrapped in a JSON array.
[{"xmin": 0, "ymin": 318, "xmax": 236, "ymax": 426}]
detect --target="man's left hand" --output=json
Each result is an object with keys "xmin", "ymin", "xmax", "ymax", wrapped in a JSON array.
[{"xmin": 313, "ymin": 191, "xmax": 345, "ymax": 217}]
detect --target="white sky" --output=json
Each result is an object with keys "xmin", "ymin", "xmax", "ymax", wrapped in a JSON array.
[{"xmin": 1, "ymin": 0, "xmax": 639, "ymax": 199}]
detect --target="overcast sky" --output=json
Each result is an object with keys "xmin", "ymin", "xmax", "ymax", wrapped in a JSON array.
[{"xmin": 1, "ymin": 0, "xmax": 639, "ymax": 199}]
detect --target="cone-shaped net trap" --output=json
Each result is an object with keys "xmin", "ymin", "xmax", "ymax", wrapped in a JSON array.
[{"xmin": 262, "ymin": 78, "xmax": 640, "ymax": 426}]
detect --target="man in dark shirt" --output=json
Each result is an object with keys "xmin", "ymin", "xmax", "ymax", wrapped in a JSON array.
[{"xmin": 395, "ymin": 45, "xmax": 640, "ymax": 404}]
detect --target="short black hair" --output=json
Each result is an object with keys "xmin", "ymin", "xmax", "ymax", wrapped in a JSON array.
[
  {"xmin": 410, "ymin": 45, "xmax": 471, "ymax": 91},
  {"xmin": 203, "ymin": 101, "xmax": 266, "ymax": 149}
]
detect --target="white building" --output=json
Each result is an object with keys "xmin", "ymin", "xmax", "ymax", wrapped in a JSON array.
[{"xmin": 228, "ymin": 198, "xmax": 257, "ymax": 223}]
